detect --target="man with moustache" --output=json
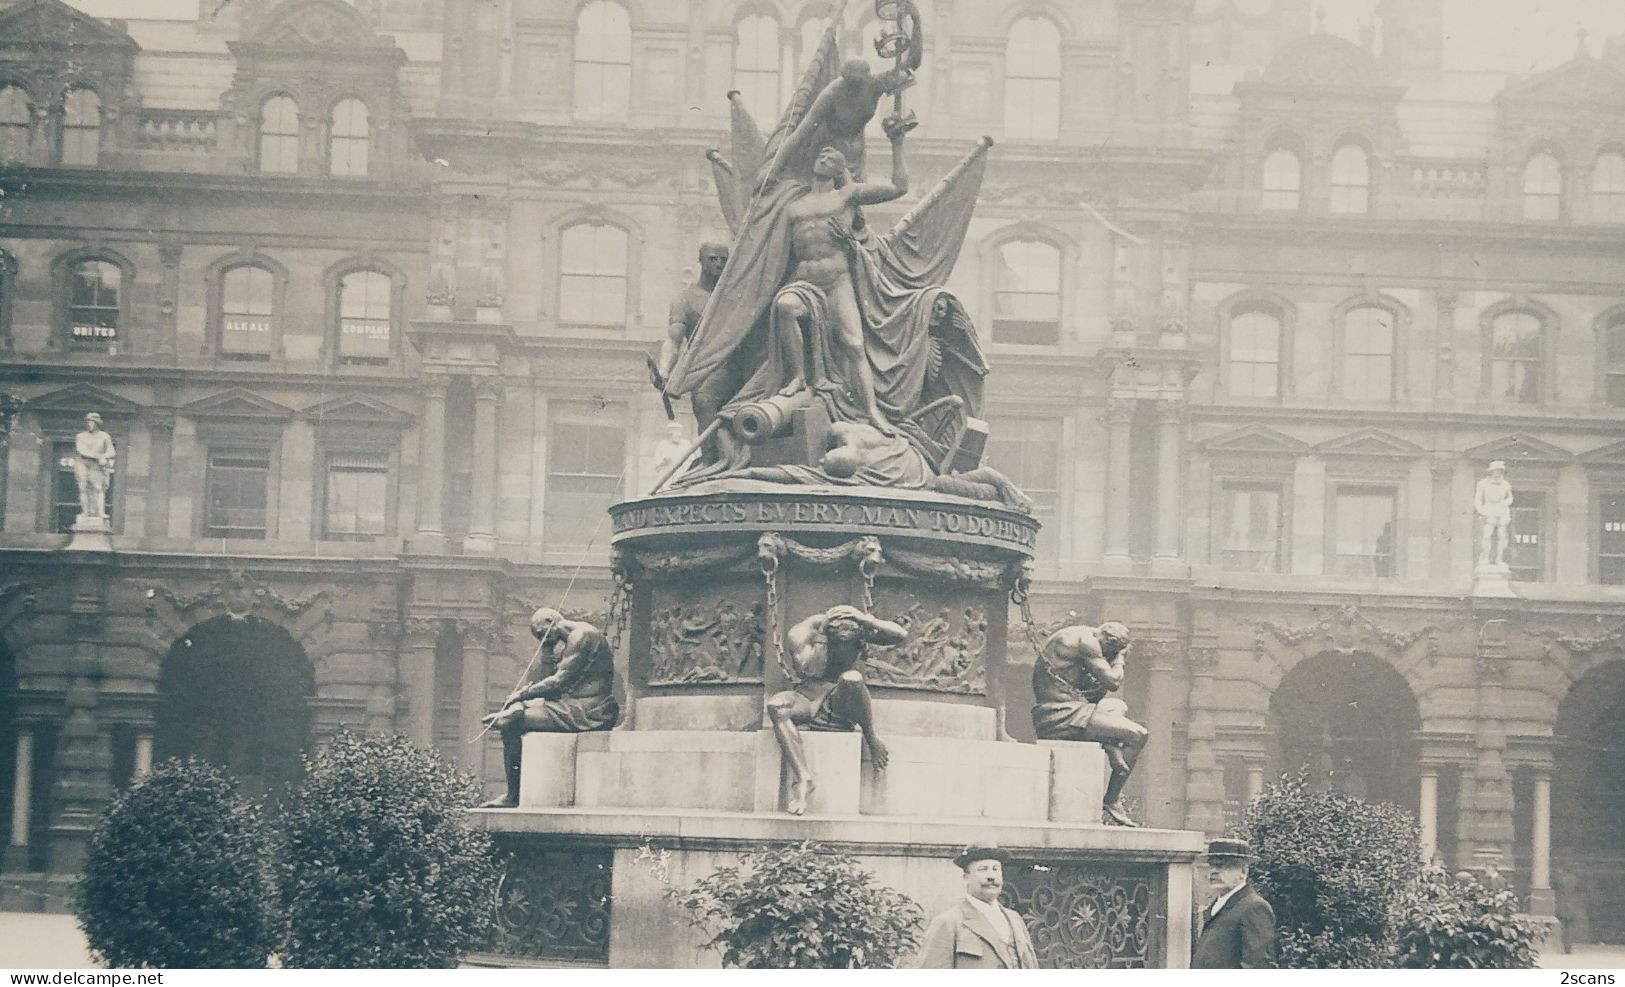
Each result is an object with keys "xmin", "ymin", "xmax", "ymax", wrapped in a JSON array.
[
  {"xmin": 1192, "ymin": 839, "xmax": 1276, "ymax": 969},
  {"xmin": 914, "ymin": 844, "xmax": 1039, "ymax": 969}
]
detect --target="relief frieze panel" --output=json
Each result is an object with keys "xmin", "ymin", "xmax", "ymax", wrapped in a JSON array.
[
  {"xmin": 866, "ymin": 601, "xmax": 988, "ymax": 694},
  {"xmin": 648, "ymin": 599, "xmax": 765, "ymax": 685}
]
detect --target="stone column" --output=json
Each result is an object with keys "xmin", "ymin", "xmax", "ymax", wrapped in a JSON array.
[
  {"xmin": 1183, "ymin": 647, "xmax": 1224, "ymax": 833},
  {"xmin": 7, "ymin": 729, "xmax": 32, "ymax": 867},
  {"xmin": 403, "ymin": 634, "xmax": 438, "ymax": 749},
  {"xmin": 133, "ymin": 732, "xmax": 153, "ymax": 781},
  {"xmin": 462, "ymin": 377, "xmax": 502, "ymax": 554},
  {"xmin": 416, "ymin": 379, "xmax": 448, "ymax": 553},
  {"xmin": 1152, "ymin": 399, "xmax": 1185, "ymax": 575},
  {"xmin": 1530, "ymin": 770, "xmax": 1554, "ymax": 913},
  {"xmin": 460, "ymin": 633, "xmax": 493, "ymax": 785},
  {"xmin": 1246, "ymin": 763, "xmax": 1265, "ymax": 804},
  {"xmin": 1103, "ymin": 397, "xmax": 1135, "ymax": 573},
  {"xmin": 143, "ymin": 414, "xmax": 175, "ymax": 538},
  {"xmin": 1419, "ymin": 768, "xmax": 1439, "ymax": 862},
  {"xmin": 1140, "ymin": 639, "xmax": 1177, "ymax": 828}
]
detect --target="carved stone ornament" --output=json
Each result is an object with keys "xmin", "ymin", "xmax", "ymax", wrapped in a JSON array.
[
  {"xmin": 150, "ymin": 569, "xmax": 329, "ymax": 622},
  {"xmin": 648, "ymin": 600, "xmax": 766, "ymax": 685},
  {"xmin": 865, "ymin": 602, "xmax": 987, "ymax": 693},
  {"xmin": 1252, "ymin": 605, "xmax": 1435, "ymax": 664}
]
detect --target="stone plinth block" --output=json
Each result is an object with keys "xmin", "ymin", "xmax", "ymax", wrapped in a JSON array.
[
  {"xmin": 860, "ymin": 737, "xmax": 1049, "ymax": 820},
  {"xmin": 518, "ymin": 734, "xmax": 579, "ymax": 808},
  {"xmin": 573, "ymin": 730, "xmax": 757, "ymax": 813},
  {"xmin": 872, "ymin": 699, "xmax": 995, "ymax": 740},
  {"xmin": 633, "ymin": 695, "xmax": 762, "ymax": 732},
  {"xmin": 1041, "ymin": 740, "xmax": 1108, "ymax": 823},
  {"xmin": 752, "ymin": 729, "xmax": 862, "ymax": 815}
]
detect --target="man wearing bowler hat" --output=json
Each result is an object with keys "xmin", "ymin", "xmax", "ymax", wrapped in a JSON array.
[
  {"xmin": 1193, "ymin": 838, "xmax": 1275, "ymax": 969},
  {"xmin": 914, "ymin": 843, "xmax": 1039, "ymax": 969}
]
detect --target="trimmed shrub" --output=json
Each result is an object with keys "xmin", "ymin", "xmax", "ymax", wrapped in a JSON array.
[
  {"xmin": 1393, "ymin": 866, "xmax": 1540, "ymax": 969},
  {"xmin": 278, "ymin": 731, "xmax": 498, "ymax": 968},
  {"xmin": 75, "ymin": 758, "xmax": 280, "ymax": 969},
  {"xmin": 669, "ymin": 841, "xmax": 924, "ymax": 968},
  {"xmin": 1244, "ymin": 773, "xmax": 1422, "ymax": 969}
]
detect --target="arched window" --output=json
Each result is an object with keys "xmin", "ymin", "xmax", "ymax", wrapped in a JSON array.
[
  {"xmin": 573, "ymin": 1, "xmax": 632, "ymax": 122},
  {"xmin": 1227, "ymin": 306, "xmax": 1282, "ymax": 399},
  {"xmin": 1004, "ymin": 16, "xmax": 1061, "ymax": 141},
  {"xmin": 1342, "ymin": 305, "xmax": 1395, "ymax": 401},
  {"xmin": 1487, "ymin": 309, "xmax": 1544, "ymax": 403},
  {"xmin": 1262, "ymin": 147, "xmax": 1301, "ymax": 211},
  {"xmin": 258, "ymin": 95, "xmax": 300, "ymax": 173},
  {"xmin": 798, "ymin": 16, "xmax": 827, "ymax": 68},
  {"xmin": 735, "ymin": 13, "xmax": 782, "ymax": 130},
  {"xmin": 559, "ymin": 222, "xmax": 629, "ymax": 326},
  {"xmin": 0, "ymin": 86, "xmax": 29, "ymax": 164},
  {"xmin": 219, "ymin": 266, "xmax": 275, "ymax": 361},
  {"xmin": 992, "ymin": 238, "xmax": 1061, "ymax": 345},
  {"xmin": 59, "ymin": 87, "xmax": 100, "ymax": 166},
  {"xmin": 1523, "ymin": 152, "xmax": 1562, "ymax": 221},
  {"xmin": 66, "ymin": 259, "xmax": 121, "ymax": 348},
  {"xmin": 1603, "ymin": 312, "xmax": 1625, "ymax": 407},
  {"xmin": 336, "ymin": 270, "xmax": 393, "ymax": 365},
  {"xmin": 328, "ymin": 98, "xmax": 369, "ymax": 177},
  {"xmin": 1593, "ymin": 151, "xmax": 1625, "ymax": 223},
  {"xmin": 1330, "ymin": 143, "xmax": 1370, "ymax": 214}
]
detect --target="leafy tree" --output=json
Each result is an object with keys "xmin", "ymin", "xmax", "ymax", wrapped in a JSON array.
[
  {"xmin": 278, "ymin": 731, "xmax": 498, "ymax": 968},
  {"xmin": 1244, "ymin": 773, "xmax": 1422, "ymax": 968},
  {"xmin": 1393, "ymin": 866, "xmax": 1540, "ymax": 968},
  {"xmin": 75, "ymin": 758, "xmax": 280, "ymax": 969},
  {"xmin": 669, "ymin": 841, "xmax": 923, "ymax": 968}
]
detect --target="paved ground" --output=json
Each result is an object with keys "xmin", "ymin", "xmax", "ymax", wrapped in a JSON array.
[{"xmin": 1540, "ymin": 945, "xmax": 1625, "ymax": 970}]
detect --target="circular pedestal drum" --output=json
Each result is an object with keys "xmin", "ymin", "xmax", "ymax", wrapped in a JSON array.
[{"xmin": 609, "ymin": 486, "xmax": 1038, "ymax": 734}]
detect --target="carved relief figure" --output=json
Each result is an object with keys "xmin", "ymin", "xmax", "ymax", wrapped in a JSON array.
[
  {"xmin": 865, "ymin": 602, "xmax": 988, "ymax": 692},
  {"xmin": 74, "ymin": 412, "xmax": 116, "ymax": 522},
  {"xmin": 1474, "ymin": 460, "xmax": 1514, "ymax": 569},
  {"xmin": 648, "ymin": 600, "xmax": 764, "ymax": 684},
  {"xmin": 769, "ymin": 604, "xmax": 905, "ymax": 815},
  {"xmin": 480, "ymin": 608, "xmax": 619, "ymax": 808},
  {"xmin": 1031, "ymin": 621, "xmax": 1149, "ymax": 827}
]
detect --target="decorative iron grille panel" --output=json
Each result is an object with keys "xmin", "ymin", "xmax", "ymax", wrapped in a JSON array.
[
  {"xmin": 1001, "ymin": 860, "xmax": 1158, "ymax": 968},
  {"xmin": 489, "ymin": 844, "xmax": 613, "ymax": 963}
]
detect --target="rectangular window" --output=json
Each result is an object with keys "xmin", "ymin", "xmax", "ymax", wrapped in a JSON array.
[
  {"xmin": 325, "ymin": 452, "xmax": 389, "ymax": 539},
  {"xmin": 1343, "ymin": 307, "xmax": 1395, "ymax": 402},
  {"xmin": 1218, "ymin": 482, "xmax": 1283, "ymax": 573},
  {"xmin": 1599, "ymin": 491, "xmax": 1625, "ymax": 584},
  {"xmin": 1333, "ymin": 486, "xmax": 1396, "ymax": 577},
  {"xmin": 204, "ymin": 450, "xmax": 270, "ymax": 539},
  {"xmin": 545, "ymin": 406, "xmax": 624, "ymax": 552},
  {"xmin": 50, "ymin": 440, "xmax": 114, "ymax": 532},
  {"xmin": 1507, "ymin": 491, "xmax": 1545, "ymax": 583},
  {"xmin": 220, "ymin": 267, "xmax": 274, "ymax": 361},
  {"xmin": 983, "ymin": 418, "xmax": 1062, "ymax": 562}
]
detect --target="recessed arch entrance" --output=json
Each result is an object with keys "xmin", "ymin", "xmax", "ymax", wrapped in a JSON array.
[
  {"xmin": 1269, "ymin": 650, "xmax": 1421, "ymax": 812},
  {"xmin": 1553, "ymin": 659, "xmax": 1625, "ymax": 943},
  {"xmin": 155, "ymin": 615, "xmax": 315, "ymax": 800}
]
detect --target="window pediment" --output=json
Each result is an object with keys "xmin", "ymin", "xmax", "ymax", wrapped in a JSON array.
[
  {"xmin": 246, "ymin": 0, "xmax": 392, "ymax": 52},
  {"xmin": 1315, "ymin": 427, "xmax": 1424, "ymax": 459},
  {"xmin": 181, "ymin": 388, "xmax": 296, "ymax": 422},
  {"xmin": 1199, "ymin": 424, "xmax": 1309, "ymax": 458},
  {"xmin": 1462, "ymin": 433, "xmax": 1574, "ymax": 468},
  {"xmin": 300, "ymin": 394, "xmax": 412, "ymax": 428},
  {"xmin": 0, "ymin": 0, "xmax": 139, "ymax": 54},
  {"xmin": 26, "ymin": 382, "xmax": 143, "ymax": 424}
]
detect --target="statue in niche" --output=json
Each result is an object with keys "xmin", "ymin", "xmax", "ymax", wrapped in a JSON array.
[
  {"xmin": 74, "ymin": 412, "xmax": 116, "ymax": 524},
  {"xmin": 480, "ymin": 608, "xmax": 619, "ymax": 808},
  {"xmin": 655, "ymin": 2, "xmax": 1027, "ymax": 512},
  {"xmin": 651, "ymin": 421, "xmax": 695, "ymax": 481},
  {"xmin": 1474, "ymin": 460, "xmax": 1514, "ymax": 570},
  {"xmin": 769, "ymin": 604, "xmax": 906, "ymax": 815},
  {"xmin": 1031, "ymin": 621, "xmax": 1149, "ymax": 827}
]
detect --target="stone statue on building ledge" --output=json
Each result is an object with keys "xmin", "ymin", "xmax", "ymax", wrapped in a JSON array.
[
  {"xmin": 73, "ymin": 412, "xmax": 115, "ymax": 531},
  {"xmin": 479, "ymin": 607, "xmax": 619, "ymax": 809},
  {"xmin": 1474, "ymin": 460, "xmax": 1514, "ymax": 573},
  {"xmin": 1031, "ymin": 620, "xmax": 1149, "ymax": 827}
]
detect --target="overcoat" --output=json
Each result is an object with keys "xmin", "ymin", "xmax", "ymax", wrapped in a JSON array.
[
  {"xmin": 913, "ymin": 899, "xmax": 1040, "ymax": 969},
  {"xmin": 1192, "ymin": 883, "xmax": 1276, "ymax": 969}
]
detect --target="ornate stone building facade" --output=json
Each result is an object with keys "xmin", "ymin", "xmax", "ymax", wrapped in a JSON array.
[{"xmin": 1, "ymin": 0, "xmax": 1622, "ymax": 938}]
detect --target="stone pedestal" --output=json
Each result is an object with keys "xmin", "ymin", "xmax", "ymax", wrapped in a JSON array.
[
  {"xmin": 1472, "ymin": 562, "xmax": 1516, "ymax": 598},
  {"xmin": 1042, "ymin": 740, "xmax": 1109, "ymax": 823},
  {"xmin": 66, "ymin": 516, "xmax": 112, "ymax": 552},
  {"xmin": 518, "ymin": 734, "xmax": 579, "ymax": 807}
]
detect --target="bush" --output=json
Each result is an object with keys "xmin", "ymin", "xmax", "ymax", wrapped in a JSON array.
[
  {"xmin": 1244, "ymin": 773, "xmax": 1422, "ymax": 968},
  {"xmin": 669, "ymin": 841, "xmax": 924, "ymax": 968},
  {"xmin": 74, "ymin": 758, "xmax": 280, "ymax": 969},
  {"xmin": 278, "ymin": 731, "xmax": 498, "ymax": 968},
  {"xmin": 1393, "ymin": 866, "xmax": 1540, "ymax": 968}
]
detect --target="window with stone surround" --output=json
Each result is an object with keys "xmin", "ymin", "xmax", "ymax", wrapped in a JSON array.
[
  {"xmin": 335, "ymin": 269, "xmax": 393, "ymax": 365},
  {"xmin": 734, "ymin": 12, "xmax": 782, "ymax": 132},
  {"xmin": 204, "ymin": 449, "xmax": 271, "ymax": 539},
  {"xmin": 573, "ymin": 1, "xmax": 631, "ymax": 122},
  {"xmin": 1507, "ymin": 489, "xmax": 1546, "ymax": 583},
  {"xmin": 58, "ymin": 87, "xmax": 99, "ymax": 167},
  {"xmin": 323, "ymin": 451, "xmax": 390, "ymax": 539},
  {"xmin": 545, "ymin": 403, "xmax": 625, "ymax": 554},
  {"xmin": 1226, "ymin": 305, "xmax": 1282, "ymax": 399},
  {"xmin": 1341, "ymin": 304, "xmax": 1396, "ymax": 402},
  {"xmin": 0, "ymin": 85, "xmax": 28, "ymax": 164},
  {"xmin": 1593, "ymin": 151, "xmax": 1625, "ymax": 223},
  {"xmin": 1523, "ymin": 152, "xmax": 1562, "ymax": 221},
  {"xmin": 1599, "ymin": 490, "xmax": 1625, "ymax": 584},
  {"xmin": 1262, "ymin": 147, "xmax": 1301, "ymax": 211},
  {"xmin": 1218, "ymin": 481, "xmax": 1284, "ymax": 572},
  {"xmin": 65, "ymin": 259, "xmax": 121, "ymax": 350},
  {"xmin": 328, "ymin": 97, "xmax": 369, "ymax": 177},
  {"xmin": 1004, "ymin": 16, "xmax": 1061, "ymax": 141},
  {"xmin": 1331, "ymin": 485, "xmax": 1396, "ymax": 577},
  {"xmin": 218, "ymin": 265, "xmax": 276, "ymax": 361},
  {"xmin": 1330, "ymin": 142, "xmax": 1370, "ymax": 215},
  {"xmin": 1486, "ymin": 308, "xmax": 1545, "ymax": 405},
  {"xmin": 258, "ymin": 95, "xmax": 300, "ymax": 174},
  {"xmin": 1604, "ymin": 311, "xmax": 1625, "ymax": 407},
  {"xmin": 983, "ymin": 417, "xmax": 1061, "ymax": 562},
  {"xmin": 991, "ymin": 238, "xmax": 1061, "ymax": 346},
  {"xmin": 559, "ymin": 222, "xmax": 629, "ymax": 327}
]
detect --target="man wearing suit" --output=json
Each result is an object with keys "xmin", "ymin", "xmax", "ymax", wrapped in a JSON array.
[
  {"xmin": 914, "ymin": 843, "xmax": 1040, "ymax": 969},
  {"xmin": 1193, "ymin": 838, "xmax": 1276, "ymax": 969}
]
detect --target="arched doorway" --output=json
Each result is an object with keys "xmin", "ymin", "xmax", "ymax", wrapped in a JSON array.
[
  {"xmin": 156, "ymin": 616, "xmax": 314, "ymax": 801},
  {"xmin": 1554, "ymin": 660, "xmax": 1625, "ymax": 943},
  {"xmin": 1270, "ymin": 651, "xmax": 1420, "ymax": 811}
]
